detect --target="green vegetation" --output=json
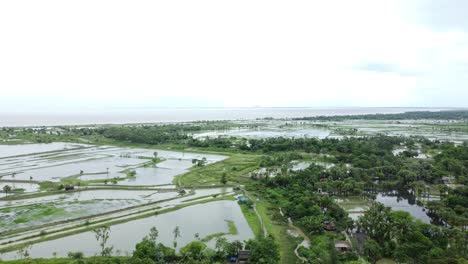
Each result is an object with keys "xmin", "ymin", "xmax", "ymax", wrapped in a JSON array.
[
  {"xmin": 293, "ymin": 110, "xmax": 468, "ymax": 121},
  {"xmin": 2, "ymin": 114, "xmax": 468, "ymax": 263},
  {"xmin": 239, "ymin": 203, "xmax": 263, "ymax": 237},
  {"xmin": 200, "ymin": 220, "xmax": 238, "ymax": 242},
  {"xmin": 175, "ymin": 153, "xmax": 260, "ymax": 187}
]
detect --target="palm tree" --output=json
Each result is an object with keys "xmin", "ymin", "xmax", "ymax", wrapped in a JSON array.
[
  {"xmin": 173, "ymin": 226, "xmax": 181, "ymax": 248},
  {"xmin": 3, "ymin": 185, "xmax": 12, "ymax": 197}
]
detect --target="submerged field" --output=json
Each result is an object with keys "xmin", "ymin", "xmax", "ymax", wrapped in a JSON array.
[{"xmin": 0, "ymin": 143, "xmax": 255, "ymax": 261}]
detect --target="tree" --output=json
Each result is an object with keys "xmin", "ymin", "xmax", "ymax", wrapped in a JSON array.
[
  {"xmin": 3, "ymin": 185, "xmax": 11, "ymax": 197},
  {"xmin": 245, "ymin": 236, "xmax": 280, "ymax": 264},
  {"xmin": 149, "ymin": 227, "xmax": 159, "ymax": 242},
  {"xmin": 221, "ymin": 172, "xmax": 227, "ymax": 185},
  {"xmin": 395, "ymin": 230, "xmax": 432, "ymax": 264},
  {"xmin": 152, "ymin": 152, "xmax": 158, "ymax": 165},
  {"xmin": 180, "ymin": 241, "xmax": 207, "ymax": 261},
  {"xmin": 93, "ymin": 226, "xmax": 113, "ymax": 257},
  {"xmin": 357, "ymin": 202, "xmax": 393, "ymax": 244},
  {"xmin": 363, "ymin": 239, "xmax": 382, "ymax": 264},
  {"xmin": 133, "ymin": 230, "xmax": 175, "ymax": 264},
  {"xmin": 16, "ymin": 244, "xmax": 32, "ymax": 259},
  {"xmin": 173, "ymin": 226, "xmax": 181, "ymax": 249}
]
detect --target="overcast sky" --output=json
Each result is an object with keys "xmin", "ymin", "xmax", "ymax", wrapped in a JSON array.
[{"xmin": 0, "ymin": 0, "xmax": 467, "ymax": 111}]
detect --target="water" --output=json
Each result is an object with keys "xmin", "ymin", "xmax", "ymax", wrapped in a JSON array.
[
  {"xmin": 0, "ymin": 107, "xmax": 447, "ymax": 127},
  {"xmin": 194, "ymin": 127, "xmax": 330, "ymax": 139},
  {"xmin": 0, "ymin": 182, "xmax": 39, "ymax": 193},
  {"xmin": 0, "ymin": 143, "xmax": 86, "ymax": 158},
  {"xmin": 375, "ymin": 193, "xmax": 432, "ymax": 223},
  {"xmin": 0, "ymin": 200, "xmax": 254, "ymax": 260},
  {"xmin": 337, "ymin": 193, "xmax": 435, "ymax": 224},
  {"xmin": 0, "ymin": 144, "xmax": 226, "ymax": 185}
]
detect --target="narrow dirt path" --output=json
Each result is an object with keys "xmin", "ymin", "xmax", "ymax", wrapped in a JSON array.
[
  {"xmin": 280, "ymin": 207, "xmax": 310, "ymax": 263},
  {"xmin": 243, "ymin": 189, "xmax": 268, "ymax": 237},
  {"xmin": 253, "ymin": 203, "xmax": 268, "ymax": 237}
]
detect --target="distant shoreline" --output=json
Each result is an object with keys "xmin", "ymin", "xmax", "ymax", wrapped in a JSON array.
[{"xmin": 0, "ymin": 107, "xmax": 462, "ymax": 127}]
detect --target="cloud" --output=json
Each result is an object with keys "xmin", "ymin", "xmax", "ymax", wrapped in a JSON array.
[
  {"xmin": 354, "ymin": 62, "xmax": 419, "ymax": 77},
  {"xmin": 408, "ymin": 0, "xmax": 468, "ymax": 32},
  {"xmin": 0, "ymin": 0, "xmax": 467, "ymax": 109}
]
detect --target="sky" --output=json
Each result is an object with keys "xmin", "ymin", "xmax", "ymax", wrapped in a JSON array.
[{"xmin": 0, "ymin": 0, "xmax": 467, "ymax": 111}]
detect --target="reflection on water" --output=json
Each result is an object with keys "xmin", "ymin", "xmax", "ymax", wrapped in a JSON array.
[{"xmin": 375, "ymin": 192, "xmax": 435, "ymax": 224}]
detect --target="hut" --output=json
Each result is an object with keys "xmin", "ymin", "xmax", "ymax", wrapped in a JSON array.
[
  {"xmin": 236, "ymin": 250, "xmax": 251, "ymax": 264},
  {"xmin": 335, "ymin": 240, "xmax": 351, "ymax": 252},
  {"xmin": 323, "ymin": 221, "xmax": 336, "ymax": 231}
]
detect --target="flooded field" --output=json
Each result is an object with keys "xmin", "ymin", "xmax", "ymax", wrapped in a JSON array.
[
  {"xmin": 0, "ymin": 142, "xmax": 238, "ymax": 260},
  {"xmin": 194, "ymin": 126, "xmax": 331, "ymax": 139},
  {"xmin": 0, "ymin": 200, "xmax": 254, "ymax": 260},
  {"xmin": 0, "ymin": 143, "xmax": 226, "ymax": 185},
  {"xmin": 0, "ymin": 189, "xmax": 182, "ymax": 232}
]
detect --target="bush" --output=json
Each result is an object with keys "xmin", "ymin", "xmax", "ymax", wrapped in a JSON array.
[{"xmin": 68, "ymin": 251, "xmax": 84, "ymax": 259}]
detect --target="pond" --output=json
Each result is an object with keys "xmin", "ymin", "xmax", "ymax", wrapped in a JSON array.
[
  {"xmin": 336, "ymin": 192, "xmax": 437, "ymax": 224},
  {"xmin": 0, "ymin": 200, "xmax": 254, "ymax": 260},
  {"xmin": 375, "ymin": 192, "xmax": 432, "ymax": 224}
]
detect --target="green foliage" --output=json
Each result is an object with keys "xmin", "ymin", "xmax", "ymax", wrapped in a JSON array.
[{"xmin": 245, "ymin": 236, "xmax": 280, "ymax": 264}]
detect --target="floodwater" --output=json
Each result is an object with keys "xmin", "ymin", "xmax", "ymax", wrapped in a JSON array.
[
  {"xmin": 0, "ymin": 182, "xmax": 39, "ymax": 193},
  {"xmin": 0, "ymin": 190, "xmax": 181, "ymax": 232},
  {"xmin": 194, "ymin": 127, "xmax": 330, "ymax": 139},
  {"xmin": 0, "ymin": 143, "xmax": 86, "ymax": 158},
  {"xmin": 0, "ymin": 200, "xmax": 254, "ymax": 260},
  {"xmin": 119, "ymin": 159, "xmax": 197, "ymax": 186},
  {"xmin": 336, "ymin": 193, "xmax": 435, "ymax": 224},
  {"xmin": 0, "ymin": 189, "xmax": 179, "ymax": 208},
  {"xmin": 0, "ymin": 144, "xmax": 226, "ymax": 186},
  {"xmin": 0, "ymin": 107, "xmax": 445, "ymax": 127},
  {"xmin": 375, "ymin": 193, "xmax": 432, "ymax": 223},
  {"xmin": 290, "ymin": 161, "xmax": 334, "ymax": 171}
]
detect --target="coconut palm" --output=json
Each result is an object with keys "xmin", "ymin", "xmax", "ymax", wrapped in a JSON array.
[{"xmin": 3, "ymin": 185, "xmax": 12, "ymax": 197}]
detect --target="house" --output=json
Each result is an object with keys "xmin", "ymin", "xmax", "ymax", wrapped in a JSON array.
[
  {"xmin": 323, "ymin": 221, "xmax": 336, "ymax": 231},
  {"xmin": 236, "ymin": 250, "xmax": 251, "ymax": 264},
  {"xmin": 335, "ymin": 240, "xmax": 351, "ymax": 252},
  {"xmin": 237, "ymin": 196, "xmax": 249, "ymax": 203},
  {"xmin": 441, "ymin": 176, "xmax": 451, "ymax": 184}
]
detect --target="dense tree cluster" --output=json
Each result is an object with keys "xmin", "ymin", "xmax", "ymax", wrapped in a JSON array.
[
  {"xmin": 293, "ymin": 110, "xmax": 468, "ymax": 121},
  {"xmin": 358, "ymin": 202, "xmax": 467, "ymax": 264}
]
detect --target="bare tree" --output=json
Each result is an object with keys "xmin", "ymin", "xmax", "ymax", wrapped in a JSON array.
[{"xmin": 94, "ymin": 226, "xmax": 113, "ymax": 257}]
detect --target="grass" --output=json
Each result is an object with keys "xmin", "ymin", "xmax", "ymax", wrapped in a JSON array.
[
  {"xmin": 255, "ymin": 200, "xmax": 301, "ymax": 264},
  {"xmin": 239, "ymin": 203, "xmax": 263, "ymax": 238},
  {"xmin": 175, "ymin": 153, "xmax": 260, "ymax": 187},
  {"xmin": 377, "ymin": 258, "xmax": 396, "ymax": 264},
  {"xmin": 1, "ymin": 204, "xmax": 68, "ymax": 226},
  {"xmin": 200, "ymin": 220, "xmax": 238, "ymax": 242}
]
